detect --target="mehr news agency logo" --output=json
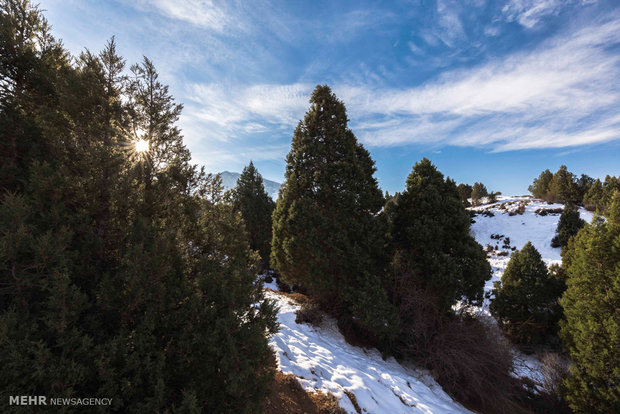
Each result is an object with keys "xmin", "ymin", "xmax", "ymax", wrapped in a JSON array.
[{"xmin": 9, "ymin": 395, "xmax": 112, "ymax": 406}]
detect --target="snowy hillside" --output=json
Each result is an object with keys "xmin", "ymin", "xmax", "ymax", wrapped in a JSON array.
[
  {"xmin": 469, "ymin": 196, "xmax": 593, "ymax": 309},
  {"xmin": 219, "ymin": 171, "xmax": 281, "ymax": 199},
  {"xmin": 263, "ymin": 281, "xmax": 472, "ymax": 414}
]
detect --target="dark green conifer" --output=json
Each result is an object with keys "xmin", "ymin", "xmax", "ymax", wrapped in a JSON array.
[
  {"xmin": 559, "ymin": 191, "xmax": 620, "ymax": 414},
  {"xmin": 529, "ymin": 169, "xmax": 553, "ymax": 199},
  {"xmin": 584, "ymin": 178, "xmax": 604, "ymax": 211},
  {"xmin": 551, "ymin": 202, "xmax": 585, "ymax": 248},
  {"xmin": 490, "ymin": 242, "xmax": 564, "ymax": 345},
  {"xmin": 471, "ymin": 182, "xmax": 488, "ymax": 206},
  {"xmin": 0, "ymin": 3, "xmax": 278, "ymax": 411},
  {"xmin": 271, "ymin": 85, "xmax": 395, "ymax": 342},
  {"xmin": 231, "ymin": 161, "xmax": 276, "ymax": 270},
  {"xmin": 548, "ymin": 165, "xmax": 579, "ymax": 203},
  {"xmin": 388, "ymin": 159, "xmax": 491, "ymax": 313},
  {"xmin": 456, "ymin": 183, "xmax": 472, "ymax": 207}
]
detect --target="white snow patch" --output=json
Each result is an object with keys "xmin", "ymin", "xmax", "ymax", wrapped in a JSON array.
[
  {"xmin": 469, "ymin": 196, "xmax": 593, "ymax": 310},
  {"xmin": 267, "ymin": 290, "xmax": 472, "ymax": 414}
]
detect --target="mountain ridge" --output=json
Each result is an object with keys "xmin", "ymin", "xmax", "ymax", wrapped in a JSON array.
[{"xmin": 219, "ymin": 171, "xmax": 281, "ymax": 199}]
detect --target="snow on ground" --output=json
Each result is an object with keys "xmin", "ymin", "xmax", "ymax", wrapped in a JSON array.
[
  {"xmin": 265, "ymin": 289, "xmax": 472, "ymax": 414},
  {"xmin": 469, "ymin": 196, "xmax": 593, "ymax": 384},
  {"xmin": 469, "ymin": 196, "xmax": 593, "ymax": 310}
]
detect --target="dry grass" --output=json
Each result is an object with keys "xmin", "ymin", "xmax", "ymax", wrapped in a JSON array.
[
  {"xmin": 263, "ymin": 371, "xmax": 345, "ymax": 414},
  {"xmin": 295, "ymin": 302, "xmax": 324, "ymax": 326}
]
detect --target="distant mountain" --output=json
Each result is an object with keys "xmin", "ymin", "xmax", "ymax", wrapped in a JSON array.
[{"xmin": 219, "ymin": 171, "xmax": 281, "ymax": 200}]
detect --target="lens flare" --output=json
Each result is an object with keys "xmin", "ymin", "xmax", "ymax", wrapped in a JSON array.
[{"xmin": 134, "ymin": 139, "xmax": 149, "ymax": 153}]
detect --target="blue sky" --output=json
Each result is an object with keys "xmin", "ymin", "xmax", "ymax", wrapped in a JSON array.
[{"xmin": 39, "ymin": 0, "xmax": 620, "ymax": 194}]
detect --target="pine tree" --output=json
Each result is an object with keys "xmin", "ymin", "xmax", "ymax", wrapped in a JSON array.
[
  {"xmin": 388, "ymin": 159, "xmax": 491, "ymax": 314},
  {"xmin": 271, "ymin": 85, "xmax": 395, "ymax": 342},
  {"xmin": 559, "ymin": 191, "xmax": 620, "ymax": 413},
  {"xmin": 548, "ymin": 165, "xmax": 578, "ymax": 203},
  {"xmin": 584, "ymin": 178, "xmax": 604, "ymax": 211},
  {"xmin": 471, "ymin": 182, "xmax": 488, "ymax": 206},
  {"xmin": 490, "ymin": 242, "xmax": 565, "ymax": 345},
  {"xmin": 551, "ymin": 202, "xmax": 586, "ymax": 248},
  {"xmin": 529, "ymin": 169, "xmax": 553, "ymax": 199},
  {"xmin": 602, "ymin": 175, "xmax": 620, "ymax": 208},
  {"xmin": 231, "ymin": 161, "xmax": 275, "ymax": 270},
  {"xmin": 456, "ymin": 183, "xmax": 472, "ymax": 207}
]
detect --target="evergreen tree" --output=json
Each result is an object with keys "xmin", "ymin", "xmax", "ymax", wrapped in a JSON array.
[
  {"xmin": 602, "ymin": 175, "xmax": 620, "ymax": 208},
  {"xmin": 271, "ymin": 85, "xmax": 395, "ymax": 343},
  {"xmin": 231, "ymin": 161, "xmax": 275, "ymax": 271},
  {"xmin": 471, "ymin": 182, "xmax": 488, "ymax": 206},
  {"xmin": 456, "ymin": 183, "xmax": 472, "ymax": 207},
  {"xmin": 0, "ymin": 3, "xmax": 278, "ymax": 411},
  {"xmin": 388, "ymin": 159, "xmax": 491, "ymax": 314},
  {"xmin": 548, "ymin": 165, "xmax": 578, "ymax": 203},
  {"xmin": 529, "ymin": 169, "xmax": 553, "ymax": 199},
  {"xmin": 490, "ymin": 242, "xmax": 564, "ymax": 345},
  {"xmin": 551, "ymin": 202, "xmax": 586, "ymax": 248},
  {"xmin": 584, "ymin": 178, "xmax": 604, "ymax": 211},
  {"xmin": 576, "ymin": 174, "xmax": 594, "ymax": 202},
  {"xmin": 559, "ymin": 191, "xmax": 620, "ymax": 413}
]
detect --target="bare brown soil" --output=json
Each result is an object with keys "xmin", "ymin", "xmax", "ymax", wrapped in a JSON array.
[{"xmin": 263, "ymin": 371, "xmax": 345, "ymax": 414}]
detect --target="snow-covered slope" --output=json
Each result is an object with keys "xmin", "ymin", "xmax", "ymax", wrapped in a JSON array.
[
  {"xmin": 469, "ymin": 196, "xmax": 593, "ymax": 309},
  {"xmin": 264, "ymin": 281, "xmax": 472, "ymax": 414},
  {"xmin": 219, "ymin": 171, "xmax": 281, "ymax": 199}
]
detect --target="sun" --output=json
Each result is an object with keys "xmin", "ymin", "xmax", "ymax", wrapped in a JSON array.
[{"xmin": 134, "ymin": 139, "xmax": 149, "ymax": 153}]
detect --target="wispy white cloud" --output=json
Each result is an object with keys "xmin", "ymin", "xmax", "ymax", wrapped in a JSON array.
[
  {"xmin": 501, "ymin": 0, "xmax": 597, "ymax": 29},
  {"xmin": 182, "ymin": 15, "xmax": 620, "ymax": 161},
  {"xmin": 435, "ymin": 0, "xmax": 467, "ymax": 47},
  {"xmin": 132, "ymin": 0, "xmax": 235, "ymax": 32},
  {"xmin": 344, "ymin": 16, "xmax": 620, "ymax": 151}
]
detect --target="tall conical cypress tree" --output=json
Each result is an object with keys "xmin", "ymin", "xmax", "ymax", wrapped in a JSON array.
[
  {"xmin": 387, "ymin": 158, "xmax": 491, "ymax": 313},
  {"xmin": 559, "ymin": 191, "xmax": 620, "ymax": 414},
  {"xmin": 271, "ymin": 85, "xmax": 394, "ymax": 340},
  {"xmin": 231, "ymin": 161, "xmax": 275, "ymax": 270}
]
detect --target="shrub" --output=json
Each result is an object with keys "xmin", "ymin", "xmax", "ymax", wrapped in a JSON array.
[
  {"xmin": 540, "ymin": 352, "xmax": 571, "ymax": 412},
  {"xmin": 295, "ymin": 303, "xmax": 324, "ymax": 326},
  {"xmin": 394, "ymin": 284, "xmax": 528, "ymax": 413}
]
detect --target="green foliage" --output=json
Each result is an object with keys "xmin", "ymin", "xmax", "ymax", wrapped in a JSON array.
[
  {"xmin": 584, "ymin": 178, "xmax": 605, "ymax": 211},
  {"xmin": 551, "ymin": 202, "xmax": 586, "ymax": 248},
  {"xmin": 529, "ymin": 169, "xmax": 553, "ymax": 199},
  {"xmin": 0, "ymin": 3, "xmax": 277, "ymax": 411},
  {"xmin": 490, "ymin": 242, "xmax": 565, "ymax": 345},
  {"xmin": 559, "ymin": 191, "xmax": 620, "ymax": 413},
  {"xmin": 231, "ymin": 162, "xmax": 275, "ymax": 271},
  {"xmin": 271, "ymin": 85, "xmax": 396, "ymax": 343},
  {"xmin": 548, "ymin": 165, "xmax": 579, "ymax": 204},
  {"xmin": 471, "ymin": 182, "xmax": 488, "ymax": 206},
  {"xmin": 529, "ymin": 166, "xmax": 604, "ymax": 206},
  {"xmin": 387, "ymin": 159, "xmax": 491, "ymax": 314},
  {"xmin": 456, "ymin": 183, "xmax": 472, "ymax": 207}
]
